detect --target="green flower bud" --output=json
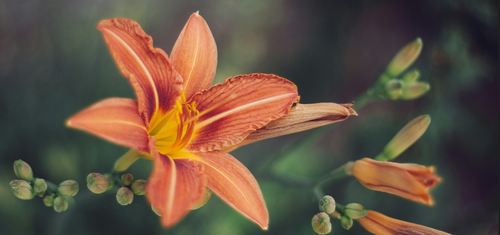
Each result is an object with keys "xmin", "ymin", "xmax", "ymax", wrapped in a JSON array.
[
  {"xmin": 312, "ymin": 212, "xmax": 332, "ymax": 234},
  {"xmin": 33, "ymin": 178, "xmax": 48, "ymax": 195},
  {"xmin": 386, "ymin": 38, "xmax": 423, "ymax": 77},
  {"xmin": 87, "ymin": 173, "xmax": 109, "ymax": 194},
  {"xmin": 375, "ymin": 115, "xmax": 431, "ymax": 161},
  {"xmin": 400, "ymin": 82, "xmax": 430, "ymax": 100},
  {"xmin": 319, "ymin": 195, "xmax": 336, "ymax": 214},
  {"xmin": 58, "ymin": 180, "xmax": 79, "ymax": 197},
  {"xmin": 13, "ymin": 160, "xmax": 34, "ymax": 182},
  {"xmin": 131, "ymin": 179, "xmax": 147, "ymax": 196},
  {"xmin": 402, "ymin": 69, "xmax": 420, "ymax": 83},
  {"xmin": 10, "ymin": 180, "xmax": 35, "ymax": 200},
  {"xmin": 43, "ymin": 195, "xmax": 54, "ymax": 207},
  {"xmin": 53, "ymin": 196, "xmax": 68, "ymax": 212},
  {"xmin": 341, "ymin": 215, "xmax": 353, "ymax": 230},
  {"xmin": 121, "ymin": 173, "xmax": 134, "ymax": 186},
  {"xmin": 384, "ymin": 79, "xmax": 404, "ymax": 100},
  {"xmin": 191, "ymin": 188, "xmax": 212, "ymax": 210},
  {"xmin": 343, "ymin": 203, "xmax": 368, "ymax": 219},
  {"xmin": 104, "ymin": 173, "xmax": 115, "ymax": 190},
  {"xmin": 116, "ymin": 187, "xmax": 134, "ymax": 205}
]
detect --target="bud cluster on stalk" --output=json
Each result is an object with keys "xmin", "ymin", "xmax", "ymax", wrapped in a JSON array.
[
  {"xmin": 10, "ymin": 159, "xmax": 79, "ymax": 213},
  {"xmin": 311, "ymin": 195, "xmax": 368, "ymax": 234},
  {"xmin": 86, "ymin": 172, "xmax": 147, "ymax": 206},
  {"xmin": 368, "ymin": 38, "xmax": 430, "ymax": 101}
]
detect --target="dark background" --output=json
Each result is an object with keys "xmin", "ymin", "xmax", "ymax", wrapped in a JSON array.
[{"xmin": 0, "ymin": 0, "xmax": 498, "ymax": 234}]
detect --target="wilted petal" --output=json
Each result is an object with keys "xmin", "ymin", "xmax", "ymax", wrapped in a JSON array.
[
  {"xmin": 358, "ymin": 210, "xmax": 451, "ymax": 235},
  {"xmin": 170, "ymin": 13, "xmax": 217, "ymax": 100},
  {"xmin": 66, "ymin": 98, "xmax": 149, "ymax": 152},
  {"xmin": 146, "ymin": 139, "xmax": 206, "ymax": 228},
  {"xmin": 192, "ymin": 151, "xmax": 269, "ymax": 229},
  {"xmin": 186, "ymin": 73, "xmax": 300, "ymax": 152},
  {"xmin": 222, "ymin": 102, "xmax": 357, "ymax": 152},
  {"xmin": 98, "ymin": 18, "xmax": 183, "ymax": 122}
]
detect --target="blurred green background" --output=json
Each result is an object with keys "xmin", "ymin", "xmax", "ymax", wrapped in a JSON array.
[{"xmin": 0, "ymin": 0, "xmax": 497, "ymax": 234}]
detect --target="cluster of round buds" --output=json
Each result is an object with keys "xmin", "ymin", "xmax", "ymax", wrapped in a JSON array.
[
  {"xmin": 87, "ymin": 172, "xmax": 147, "ymax": 206},
  {"xmin": 10, "ymin": 159, "xmax": 79, "ymax": 213},
  {"xmin": 312, "ymin": 195, "xmax": 368, "ymax": 234}
]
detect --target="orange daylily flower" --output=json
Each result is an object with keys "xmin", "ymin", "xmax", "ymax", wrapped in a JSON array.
[
  {"xmin": 66, "ymin": 13, "xmax": 355, "ymax": 229},
  {"xmin": 351, "ymin": 158, "xmax": 442, "ymax": 206},
  {"xmin": 357, "ymin": 210, "xmax": 451, "ymax": 235}
]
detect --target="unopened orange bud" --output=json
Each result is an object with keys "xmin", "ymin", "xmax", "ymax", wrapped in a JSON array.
[
  {"xmin": 376, "ymin": 115, "xmax": 431, "ymax": 161},
  {"xmin": 87, "ymin": 173, "xmax": 109, "ymax": 194},
  {"xmin": 311, "ymin": 212, "xmax": 332, "ymax": 234},
  {"xmin": 13, "ymin": 160, "xmax": 34, "ymax": 182},
  {"xmin": 358, "ymin": 210, "xmax": 451, "ymax": 234},
  {"xmin": 386, "ymin": 38, "xmax": 423, "ymax": 77},
  {"xmin": 131, "ymin": 179, "xmax": 147, "ymax": 196},
  {"xmin": 58, "ymin": 180, "xmax": 79, "ymax": 197},
  {"xmin": 10, "ymin": 180, "xmax": 35, "ymax": 200},
  {"xmin": 116, "ymin": 187, "xmax": 133, "ymax": 205},
  {"xmin": 400, "ymin": 82, "xmax": 430, "ymax": 100},
  {"xmin": 352, "ymin": 158, "xmax": 441, "ymax": 206},
  {"xmin": 319, "ymin": 195, "xmax": 336, "ymax": 214}
]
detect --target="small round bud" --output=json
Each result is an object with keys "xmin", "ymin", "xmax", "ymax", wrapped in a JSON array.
[
  {"xmin": 312, "ymin": 212, "xmax": 332, "ymax": 234},
  {"xmin": 116, "ymin": 187, "xmax": 134, "ymax": 205},
  {"xmin": 87, "ymin": 173, "xmax": 109, "ymax": 194},
  {"xmin": 344, "ymin": 203, "xmax": 368, "ymax": 219},
  {"xmin": 10, "ymin": 180, "xmax": 35, "ymax": 200},
  {"xmin": 319, "ymin": 195, "xmax": 336, "ymax": 214},
  {"xmin": 104, "ymin": 173, "xmax": 115, "ymax": 190},
  {"xmin": 13, "ymin": 160, "xmax": 34, "ymax": 182},
  {"xmin": 33, "ymin": 178, "xmax": 48, "ymax": 195},
  {"xmin": 384, "ymin": 79, "xmax": 404, "ymax": 100},
  {"xmin": 58, "ymin": 180, "xmax": 79, "ymax": 197},
  {"xmin": 53, "ymin": 196, "xmax": 68, "ymax": 212},
  {"xmin": 43, "ymin": 195, "xmax": 54, "ymax": 207},
  {"xmin": 121, "ymin": 173, "xmax": 134, "ymax": 186},
  {"xmin": 131, "ymin": 179, "xmax": 147, "ymax": 195},
  {"xmin": 341, "ymin": 215, "xmax": 353, "ymax": 230}
]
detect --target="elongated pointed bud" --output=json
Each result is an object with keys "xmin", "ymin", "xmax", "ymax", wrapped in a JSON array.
[
  {"xmin": 10, "ymin": 180, "xmax": 35, "ymax": 200},
  {"xmin": 376, "ymin": 115, "xmax": 431, "ymax": 161},
  {"xmin": 191, "ymin": 188, "xmax": 212, "ymax": 210},
  {"xmin": 121, "ymin": 173, "xmax": 134, "ymax": 186},
  {"xmin": 131, "ymin": 179, "xmax": 147, "ymax": 195},
  {"xmin": 340, "ymin": 215, "xmax": 353, "ymax": 230},
  {"xmin": 312, "ymin": 212, "xmax": 332, "ymax": 234},
  {"xmin": 87, "ymin": 173, "xmax": 109, "ymax": 194},
  {"xmin": 386, "ymin": 38, "xmax": 423, "ymax": 77},
  {"xmin": 343, "ymin": 203, "xmax": 368, "ymax": 219},
  {"xmin": 53, "ymin": 196, "xmax": 68, "ymax": 212},
  {"xmin": 402, "ymin": 69, "xmax": 420, "ymax": 83},
  {"xmin": 319, "ymin": 195, "xmax": 336, "ymax": 214},
  {"xmin": 58, "ymin": 180, "xmax": 79, "ymax": 197},
  {"xmin": 104, "ymin": 173, "xmax": 115, "ymax": 190},
  {"xmin": 13, "ymin": 160, "xmax": 34, "ymax": 182},
  {"xmin": 116, "ymin": 187, "xmax": 133, "ymax": 205},
  {"xmin": 401, "ymin": 82, "xmax": 430, "ymax": 100},
  {"xmin": 43, "ymin": 195, "xmax": 55, "ymax": 207},
  {"xmin": 385, "ymin": 79, "xmax": 404, "ymax": 100},
  {"xmin": 33, "ymin": 178, "xmax": 47, "ymax": 195}
]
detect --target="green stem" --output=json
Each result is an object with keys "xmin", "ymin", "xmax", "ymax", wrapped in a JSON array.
[{"xmin": 315, "ymin": 163, "xmax": 349, "ymax": 187}]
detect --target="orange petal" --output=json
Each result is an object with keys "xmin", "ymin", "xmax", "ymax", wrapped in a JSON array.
[
  {"xmin": 146, "ymin": 138, "xmax": 207, "ymax": 227},
  {"xmin": 66, "ymin": 98, "xmax": 149, "ymax": 152},
  {"xmin": 186, "ymin": 73, "xmax": 300, "ymax": 152},
  {"xmin": 358, "ymin": 210, "xmax": 451, "ymax": 235},
  {"xmin": 193, "ymin": 151, "xmax": 269, "ymax": 229},
  {"xmin": 170, "ymin": 13, "xmax": 217, "ymax": 100},
  {"xmin": 98, "ymin": 18, "xmax": 183, "ymax": 123}
]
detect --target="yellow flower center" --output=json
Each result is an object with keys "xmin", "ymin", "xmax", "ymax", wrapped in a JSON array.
[{"xmin": 149, "ymin": 92, "xmax": 199, "ymax": 156}]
